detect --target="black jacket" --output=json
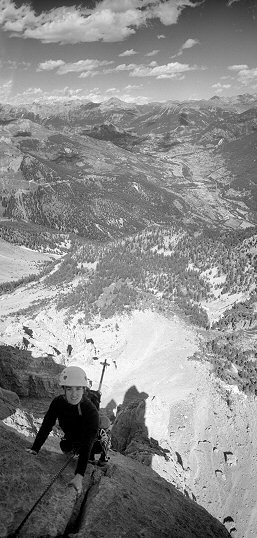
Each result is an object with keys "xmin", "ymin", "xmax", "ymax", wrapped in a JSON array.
[{"xmin": 32, "ymin": 394, "xmax": 99, "ymax": 476}]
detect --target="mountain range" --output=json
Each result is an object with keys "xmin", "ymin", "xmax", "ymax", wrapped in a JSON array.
[{"xmin": 0, "ymin": 92, "xmax": 257, "ymax": 242}]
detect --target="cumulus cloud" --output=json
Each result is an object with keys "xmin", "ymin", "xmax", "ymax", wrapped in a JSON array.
[
  {"xmin": 108, "ymin": 63, "xmax": 137, "ymax": 72},
  {"xmin": 228, "ymin": 64, "xmax": 257, "ymax": 86},
  {"xmin": 37, "ymin": 58, "xmax": 113, "ymax": 77},
  {"xmin": 104, "ymin": 59, "xmax": 202, "ymax": 79},
  {"xmin": 37, "ymin": 60, "xmax": 65, "ymax": 71},
  {"xmin": 228, "ymin": 64, "xmax": 249, "ymax": 71},
  {"xmin": 19, "ymin": 87, "xmax": 44, "ymax": 96},
  {"xmin": 175, "ymin": 37, "xmax": 200, "ymax": 57},
  {"xmin": 212, "ymin": 82, "xmax": 231, "ymax": 93},
  {"xmin": 124, "ymin": 84, "xmax": 143, "ymax": 90},
  {"xmin": 119, "ymin": 49, "xmax": 138, "ymax": 56},
  {"xmin": 0, "ymin": 0, "xmax": 201, "ymax": 44},
  {"xmin": 79, "ymin": 71, "xmax": 100, "ymax": 78},
  {"xmin": 181, "ymin": 38, "xmax": 199, "ymax": 50},
  {"xmin": 57, "ymin": 59, "xmax": 113, "ymax": 74},
  {"xmin": 145, "ymin": 49, "xmax": 159, "ymax": 57},
  {"xmin": 150, "ymin": 0, "xmax": 199, "ymax": 25},
  {"xmin": 157, "ymin": 34, "xmax": 166, "ymax": 39},
  {"xmin": 129, "ymin": 61, "xmax": 200, "ymax": 79},
  {"xmin": 106, "ymin": 87, "xmax": 120, "ymax": 93}
]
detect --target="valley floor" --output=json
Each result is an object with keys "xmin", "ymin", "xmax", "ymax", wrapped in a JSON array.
[{"xmin": 0, "ymin": 238, "xmax": 58, "ymax": 283}]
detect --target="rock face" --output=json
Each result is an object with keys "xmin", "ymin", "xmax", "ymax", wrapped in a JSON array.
[
  {"xmin": 111, "ymin": 397, "xmax": 170, "ymax": 466},
  {"xmin": 0, "ymin": 387, "xmax": 19, "ymax": 420},
  {"xmin": 1, "ymin": 423, "xmax": 230, "ymax": 538},
  {"xmin": 0, "ymin": 345, "xmax": 63, "ymax": 398}
]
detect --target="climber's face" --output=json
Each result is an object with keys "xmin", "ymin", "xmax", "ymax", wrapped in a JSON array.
[{"xmin": 65, "ymin": 386, "xmax": 84, "ymax": 405}]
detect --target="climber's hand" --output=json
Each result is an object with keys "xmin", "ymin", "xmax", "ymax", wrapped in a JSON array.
[
  {"xmin": 25, "ymin": 448, "xmax": 37, "ymax": 455},
  {"xmin": 68, "ymin": 474, "xmax": 83, "ymax": 495}
]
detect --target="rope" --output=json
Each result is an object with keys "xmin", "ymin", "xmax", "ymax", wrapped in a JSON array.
[{"xmin": 10, "ymin": 454, "xmax": 75, "ymax": 537}]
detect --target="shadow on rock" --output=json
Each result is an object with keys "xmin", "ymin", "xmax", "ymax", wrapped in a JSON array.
[{"xmin": 110, "ymin": 385, "xmax": 169, "ymax": 466}]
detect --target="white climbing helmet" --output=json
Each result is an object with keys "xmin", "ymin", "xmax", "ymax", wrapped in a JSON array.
[{"xmin": 59, "ymin": 366, "xmax": 88, "ymax": 387}]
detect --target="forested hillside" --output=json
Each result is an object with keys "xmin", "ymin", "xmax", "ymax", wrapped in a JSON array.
[
  {"xmin": 37, "ymin": 224, "xmax": 257, "ymax": 394},
  {"xmin": 0, "ymin": 219, "xmax": 71, "ymax": 253},
  {"xmin": 42, "ymin": 224, "xmax": 256, "ymax": 325}
]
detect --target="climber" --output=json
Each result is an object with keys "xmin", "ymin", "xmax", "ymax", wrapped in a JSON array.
[
  {"xmin": 25, "ymin": 366, "xmax": 99, "ymax": 495},
  {"xmin": 67, "ymin": 344, "xmax": 73, "ymax": 356}
]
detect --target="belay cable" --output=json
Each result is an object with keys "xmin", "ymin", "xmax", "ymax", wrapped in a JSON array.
[{"xmin": 10, "ymin": 453, "xmax": 75, "ymax": 537}]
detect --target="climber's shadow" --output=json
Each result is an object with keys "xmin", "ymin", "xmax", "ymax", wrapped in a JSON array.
[{"xmin": 108, "ymin": 385, "xmax": 170, "ymax": 467}]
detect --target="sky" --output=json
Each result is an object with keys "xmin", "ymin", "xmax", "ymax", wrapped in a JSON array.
[{"xmin": 0, "ymin": 0, "xmax": 257, "ymax": 105}]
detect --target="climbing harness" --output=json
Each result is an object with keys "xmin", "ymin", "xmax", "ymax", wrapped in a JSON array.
[
  {"xmin": 98, "ymin": 359, "xmax": 110, "ymax": 392},
  {"xmin": 10, "ymin": 453, "xmax": 75, "ymax": 537}
]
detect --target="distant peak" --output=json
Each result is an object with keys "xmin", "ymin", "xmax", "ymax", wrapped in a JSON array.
[{"xmin": 100, "ymin": 98, "xmax": 136, "ymax": 110}]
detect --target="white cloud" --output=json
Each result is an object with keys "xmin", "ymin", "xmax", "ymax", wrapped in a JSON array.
[
  {"xmin": 109, "ymin": 63, "xmax": 137, "ymax": 72},
  {"xmin": 212, "ymin": 82, "xmax": 231, "ymax": 93},
  {"xmin": 145, "ymin": 49, "xmax": 159, "ymax": 57},
  {"xmin": 36, "ymin": 58, "xmax": 113, "ymax": 78},
  {"xmin": 228, "ymin": 64, "xmax": 249, "ymax": 71},
  {"xmin": 124, "ymin": 84, "xmax": 143, "ymax": 90},
  {"xmin": 19, "ymin": 87, "xmax": 44, "ymax": 96},
  {"xmin": 119, "ymin": 49, "xmax": 138, "ymax": 56},
  {"xmin": 181, "ymin": 38, "xmax": 199, "ymax": 50},
  {"xmin": 104, "ymin": 59, "xmax": 202, "ymax": 79},
  {"xmin": 150, "ymin": 0, "xmax": 199, "ymax": 25},
  {"xmin": 106, "ymin": 87, "xmax": 120, "ymax": 93},
  {"xmin": 228, "ymin": 64, "xmax": 257, "ymax": 86},
  {"xmin": 157, "ymin": 34, "xmax": 166, "ymax": 39},
  {"xmin": 0, "ymin": 0, "xmax": 201, "ymax": 44},
  {"xmin": 79, "ymin": 70, "xmax": 100, "ymax": 78},
  {"xmin": 175, "ymin": 37, "xmax": 200, "ymax": 57},
  {"xmin": 37, "ymin": 60, "xmax": 65, "ymax": 71},
  {"xmin": 57, "ymin": 59, "xmax": 113, "ymax": 74},
  {"xmin": 129, "ymin": 61, "xmax": 200, "ymax": 79}
]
